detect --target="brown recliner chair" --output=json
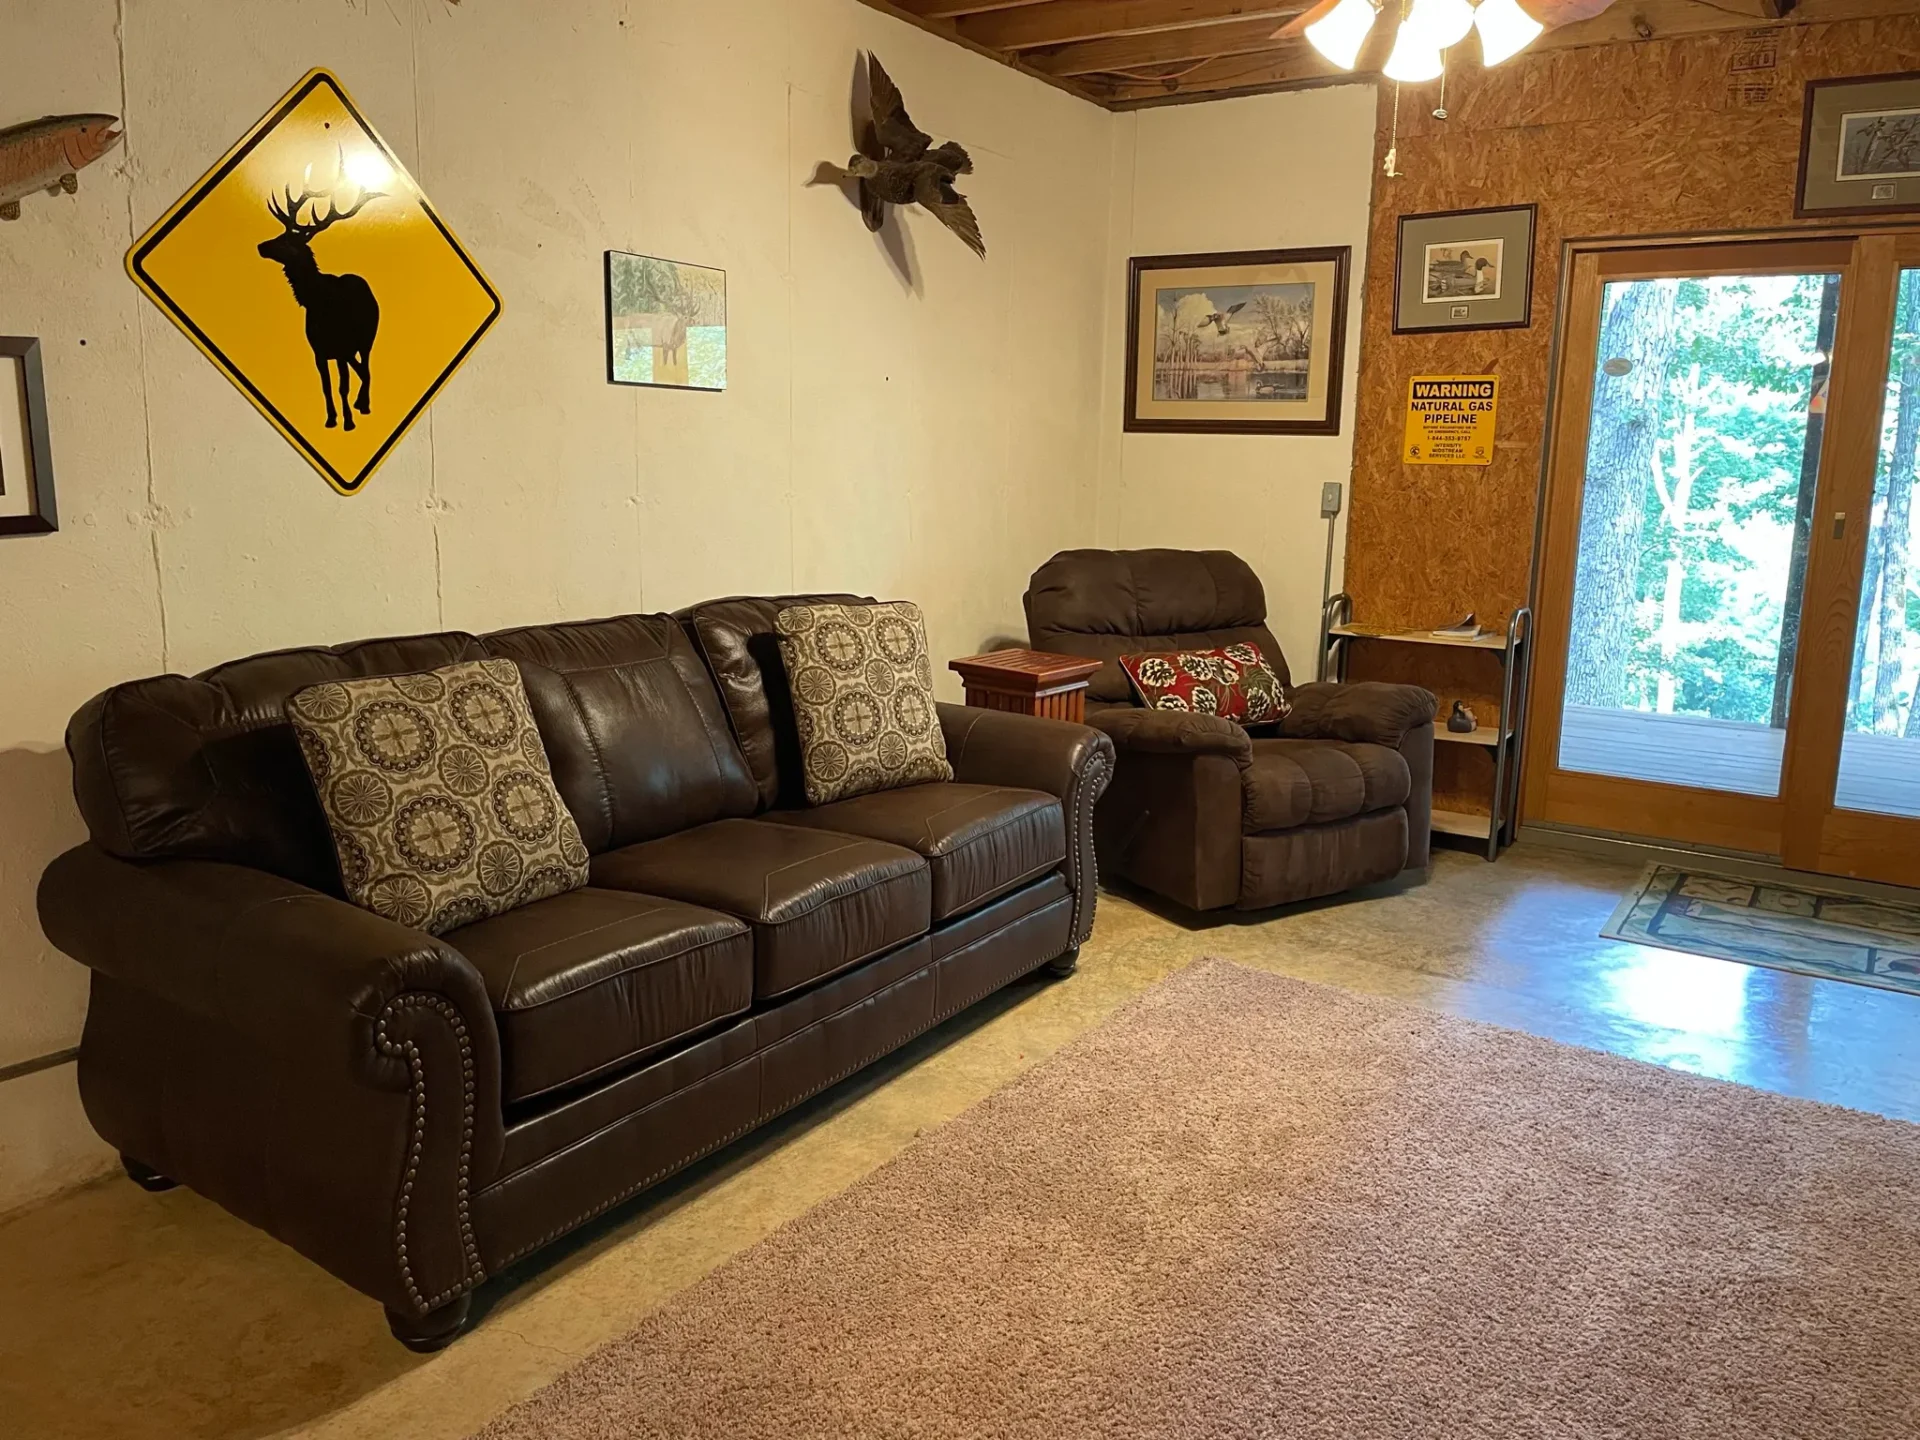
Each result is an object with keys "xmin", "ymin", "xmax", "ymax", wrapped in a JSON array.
[{"xmin": 1026, "ymin": 549, "xmax": 1436, "ymax": 913}]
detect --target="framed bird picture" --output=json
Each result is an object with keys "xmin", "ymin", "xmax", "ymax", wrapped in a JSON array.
[
  {"xmin": 1391, "ymin": 205, "xmax": 1536, "ymax": 334},
  {"xmin": 1124, "ymin": 247, "xmax": 1351, "ymax": 436}
]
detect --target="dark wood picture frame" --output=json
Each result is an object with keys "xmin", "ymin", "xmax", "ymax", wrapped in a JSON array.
[
  {"xmin": 603, "ymin": 249, "xmax": 728, "ymax": 393},
  {"xmin": 0, "ymin": 336, "xmax": 57, "ymax": 538},
  {"xmin": 1124, "ymin": 245, "xmax": 1351, "ymax": 437},
  {"xmin": 1795, "ymin": 71, "xmax": 1920, "ymax": 219},
  {"xmin": 1393, "ymin": 204, "xmax": 1537, "ymax": 335}
]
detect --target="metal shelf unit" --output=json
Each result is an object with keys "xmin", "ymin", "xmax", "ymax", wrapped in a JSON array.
[{"xmin": 1319, "ymin": 595, "xmax": 1533, "ymax": 861}]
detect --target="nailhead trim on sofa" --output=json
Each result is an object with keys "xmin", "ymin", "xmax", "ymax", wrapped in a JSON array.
[
  {"xmin": 376, "ymin": 993, "xmax": 488, "ymax": 1314},
  {"xmin": 485, "ymin": 926, "xmax": 1061, "ymax": 1270},
  {"xmin": 1067, "ymin": 748, "xmax": 1112, "ymax": 947}
]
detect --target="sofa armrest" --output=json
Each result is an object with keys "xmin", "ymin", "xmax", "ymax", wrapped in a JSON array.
[
  {"xmin": 1281, "ymin": 682, "xmax": 1438, "ymax": 749},
  {"xmin": 937, "ymin": 703, "xmax": 1115, "ymax": 947},
  {"xmin": 1087, "ymin": 707, "xmax": 1253, "ymax": 764},
  {"xmin": 39, "ymin": 845, "xmax": 502, "ymax": 1315}
]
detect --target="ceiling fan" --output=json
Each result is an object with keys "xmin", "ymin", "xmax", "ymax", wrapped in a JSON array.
[{"xmin": 1281, "ymin": 0, "xmax": 1617, "ymax": 79}]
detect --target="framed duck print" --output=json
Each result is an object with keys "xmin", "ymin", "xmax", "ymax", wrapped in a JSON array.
[
  {"xmin": 1393, "ymin": 205, "xmax": 1537, "ymax": 333},
  {"xmin": 1124, "ymin": 246, "xmax": 1350, "ymax": 436},
  {"xmin": 1797, "ymin": 72, "xmax": 1920, "ymax": 218}
]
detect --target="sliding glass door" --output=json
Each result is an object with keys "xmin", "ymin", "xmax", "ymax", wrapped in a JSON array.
[{"xmin": 1529, "ymin": 231, "xmax": 1920, "ymax": 883}]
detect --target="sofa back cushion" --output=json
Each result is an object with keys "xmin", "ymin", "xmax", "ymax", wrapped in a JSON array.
[
  {"xmin": 677, "ymin": 593, "xmax": 872, "ymax": 811},
  {"xmin": 482, "ymin": 613, "xmax": 756, "ymax": 853},
  {"xmin": 67, "ymin": 631, "xmax": 486, "ymax": 893},
  {"xmin": 1025, "ymin": 548, "xmax": 1289, "ymax": 705}
]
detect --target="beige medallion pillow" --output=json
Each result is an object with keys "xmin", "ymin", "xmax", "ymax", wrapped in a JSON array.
[
  {"xmin": 775, "ymin": 600, "xmax": 953, "ymax": 806},
  {"xmin": 288, "ymin": 658, "xmax": 589, "ymax": 935}
]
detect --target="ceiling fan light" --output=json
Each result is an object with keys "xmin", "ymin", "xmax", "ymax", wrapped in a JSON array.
[
  {"xmin": 1474, "ymin": 0, "xmax": 1544, "ymax": 66},
  {"xmin": 1404, "ymin": 0, "xmax": 1475, "ymax": 50},
  {"xmin": 1381, "ymin": 21, "xmax": 1445, "ymax": 82},
  {"xmin": 1304, "ymin": 0, "xmax": 1380, "ymax": 72}
]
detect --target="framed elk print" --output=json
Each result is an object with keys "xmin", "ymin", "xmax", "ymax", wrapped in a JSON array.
[
  {"xmin": 1393, "ymin": 205, "xmax": 1536, "ymax": 334},
  {"xmin": 0, "ymin": 336, "xmax": 57, "ymax": 537},
  {"xmin": 1124, "ymin": 246, "xmax": 1350, "ymax": 436},
  {"xmin": 1797, "ymin": 72, "xmax": 1920, "ymax": 218},
  {"xmin": 604, "ymin": 251, "xmax": 728, "ymax": 391}
]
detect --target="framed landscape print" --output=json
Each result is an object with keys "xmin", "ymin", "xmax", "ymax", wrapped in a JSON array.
[
  {"xmin": 0, "ymin": 337, "xmax": 57, "ymax": 537},
  {"xmin": 1393, "ymin": 205, "xmax": 1537, "ymax": 334},
  {"xmin": 1797, "ymin": 72, "xmax": 1920, "ymax": 218},
  {"xmin": 604, "ymin": 251, "xmax": 727, "ymax": 391},
  {"xmin": 1124, "ymin": 247, "xmax": 1350, "ymax": 436}
]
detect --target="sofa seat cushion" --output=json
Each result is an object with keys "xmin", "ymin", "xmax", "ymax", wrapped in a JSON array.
[
  {"xmin": 1242, "ymin": 738, "xmax": 1411, "ymax": 834},
  {"xmin": 763, "ymin": 783, "xmax": 1064, "ymax": 922},
  {"xmin": 590, "ymin": 818, "xmax": 930, "ymax": 1001},
  {"xmin": 446, "ymin": 887, "xmax": 753, "ymax": 1104}
]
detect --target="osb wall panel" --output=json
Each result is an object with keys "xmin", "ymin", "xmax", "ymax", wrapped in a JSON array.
[{"xmin": 1342, "ymin": 15, "xmax": 1920, "ymax": 814}]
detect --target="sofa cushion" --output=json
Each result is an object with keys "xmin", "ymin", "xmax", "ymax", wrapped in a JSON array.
[
  {"xmin": 1025, "ymin": 549, "xmax": 1289, "ymax": 705},
  {"xmin": 66, "ymin": 630, "xmax": 486, "ymax": 893},
  {"xmin": 774, "ymin": 601, "xmax": 952, "ymax": 805},
  {"xmin": 288, "ymin": 659, "xmax": 590, "ymax": 934},
  {"xmin": 1242, "ymin": 738, "xmax": 1412, "ymax": 834},
  {"xmin": 764, "ymin": 783, "xmax": 1064, "ymax": 922},
  {"xmin": 482, "ymin": 614, "xmax": 758, "ymax": 855},
  {"xmin": 677, "ymin": 593, "xmax": 873, "ymax": 811},
  {"xmin": 590, "ymin": 817, "xmax": 930, "ymax": 1001},
  {"xmin": 445, "ymin": 887, "xmax": 752, "ymax": 1104}
]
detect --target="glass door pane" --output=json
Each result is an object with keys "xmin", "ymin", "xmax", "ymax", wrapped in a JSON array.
[
  {"xmin": 1836, "ymin": 268, "xmax": 1920, "ymax": 817},
  {"xmin": 1558, "ymin": 271, "xmax": 1840, "ymax": 797}
]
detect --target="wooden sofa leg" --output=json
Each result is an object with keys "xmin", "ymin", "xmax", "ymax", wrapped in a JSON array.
[
  {"xmin": 1042, "ymin": 947, "xmax": 1080, "ymax": 978},
  {"xmin": 387, "ymin": 1294, "xmax": 473, "ymax": 1354},
  {"xmin": 120, "ymin": 1155, "xmax": 179, "ymax": 1193}
]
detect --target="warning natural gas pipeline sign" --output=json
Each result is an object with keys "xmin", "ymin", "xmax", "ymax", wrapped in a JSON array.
[{"xmin": 1403, "ymin": 375, "xmax": 1499, "ymax": 466}]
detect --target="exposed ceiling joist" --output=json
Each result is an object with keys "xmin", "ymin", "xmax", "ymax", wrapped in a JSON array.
[
  {"xmin": 857, "ymin": 0, "xmax": 1920, "ymax": 110},
  {"xmin": 960, "ymin": 1, "xmax": 1302, "ymax": 52}
]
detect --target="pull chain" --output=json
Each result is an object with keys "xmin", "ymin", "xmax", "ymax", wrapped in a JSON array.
[{"xmin": 1384, "ymin": 81, "xmax": 1402, "ymax": 178}]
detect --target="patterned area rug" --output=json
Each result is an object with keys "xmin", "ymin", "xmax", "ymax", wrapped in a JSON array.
[
  {"xmin": 474, "ymin": 960, "xmax": 1920, "ymax": 1439},
  {"xmin": 1603, "ymin": 863, "xmax": 1920, "ymax": 997}
]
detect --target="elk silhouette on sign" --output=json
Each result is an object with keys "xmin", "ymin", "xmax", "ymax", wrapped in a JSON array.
[{"xmin": 257, "ymin": 163, "xmax": 382, "ymax": 432}]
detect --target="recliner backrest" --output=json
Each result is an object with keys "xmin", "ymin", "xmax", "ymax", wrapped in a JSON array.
[{"xmin": 1024, "ymin": 549, "xmax": 1289, "ymax": 704}]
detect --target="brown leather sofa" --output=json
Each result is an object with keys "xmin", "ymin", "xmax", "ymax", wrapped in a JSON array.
[
  {"xmin": 1025, "ymin": 550, "xmax": 1435, "ymax": 913},
  {"xmin": 37, "ymin": 596, "xmax": 1112, "ymax": 1350}
]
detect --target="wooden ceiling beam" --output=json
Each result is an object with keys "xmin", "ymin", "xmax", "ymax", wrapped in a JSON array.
[
  {"xmin": 891, "ymin": 0, "xmax": 1055, "ymax": 19},
  {"xmin": 1103, "ymin": 0, "xmax": 1920, "ymax": 106},
  {"xmin": 1029, "ymin": 17, "xmax": 1312, "ymax": 75},
  {"xmin": 959, "ymin": 0, "xmax": 1301, "ymax": 52}
]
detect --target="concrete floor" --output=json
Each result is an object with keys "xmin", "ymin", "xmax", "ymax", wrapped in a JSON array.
[{"xmin": 5, "ymin": 841, "xmax": 1918, "ymax": 1439}]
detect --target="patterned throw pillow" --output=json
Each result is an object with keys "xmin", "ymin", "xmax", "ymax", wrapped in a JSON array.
[
  {"xmin": 1118, "ymin": 643, "xmax": 1291, "ymax": 725},
  {"xmin": 775, "ymin": 600, "xmax": 953, "ymax": 806},
  {"xmin": 288, "ymin": 658, "xmax": 589, "ymax": 935}
]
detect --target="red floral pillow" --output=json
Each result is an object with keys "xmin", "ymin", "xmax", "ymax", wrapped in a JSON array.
[{"xmin": 1118, "ymin": 644, "xmax": 1290, "ymax": 725}]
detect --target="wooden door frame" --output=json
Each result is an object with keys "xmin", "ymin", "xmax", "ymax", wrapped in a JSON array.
[{"xmin": 1522, "ymin": 226, "xmax": 1918, "ymax": 866}]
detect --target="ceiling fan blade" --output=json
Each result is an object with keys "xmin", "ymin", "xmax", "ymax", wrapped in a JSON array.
[{"xmin": 1274, "ymin": 0, "xmax": 1342, "ymax": 40}]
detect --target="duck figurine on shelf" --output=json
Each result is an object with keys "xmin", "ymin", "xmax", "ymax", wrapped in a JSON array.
[{"xmin": 1448, "ymin": 701, "xmax": 1478, "ymax": 734}]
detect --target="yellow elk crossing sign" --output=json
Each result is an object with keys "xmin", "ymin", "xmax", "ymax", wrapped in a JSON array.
[{"xmin": 127, "ymin": 69, "xmax": 501, "ymax": 496}]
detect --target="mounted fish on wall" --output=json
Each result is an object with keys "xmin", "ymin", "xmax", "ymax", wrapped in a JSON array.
[
  {"xmin": 0, "ymin": 114, "xmax": 122, "ymax": 221},
  {"xmin": 125, "ymin": 69, "xmax": 501, "ymax": 496}
]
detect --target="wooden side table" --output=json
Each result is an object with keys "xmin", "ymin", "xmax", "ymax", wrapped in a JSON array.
[{"xmin": 949, "ymin": 650, "xmax": 1104, "ymax": 724}]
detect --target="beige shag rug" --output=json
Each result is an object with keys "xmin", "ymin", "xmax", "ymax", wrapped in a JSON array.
[{"xmin": 476, "ymin": 960, "xmax": 1920, "ymax": 1439}]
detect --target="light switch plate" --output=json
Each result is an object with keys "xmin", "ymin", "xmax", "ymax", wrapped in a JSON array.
[{"xmin": 1320, "ymin": 482, "xmax": 1344, "ymax": 519}]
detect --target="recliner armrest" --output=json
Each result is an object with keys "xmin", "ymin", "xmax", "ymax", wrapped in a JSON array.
[
  {"xmin": 1088, "ymin": 707, "xmax": 1253, "ymax": 765},
  {"xmin": 937, "ymin": 704, "xmax": 1114, "ymax": 947},
  {"xmin": 1281, "ymin": 682, "xmax": 1438, "ymax": 749}
]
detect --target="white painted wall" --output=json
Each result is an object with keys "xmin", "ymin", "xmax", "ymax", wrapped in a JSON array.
[
  {"xmin": 1097, "ymin": 86, "xmax": 1378, "ymax": 677},
  {"xmin": 0, "ymin": 0, "xmax": 1116, "ymax": 1212}
]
